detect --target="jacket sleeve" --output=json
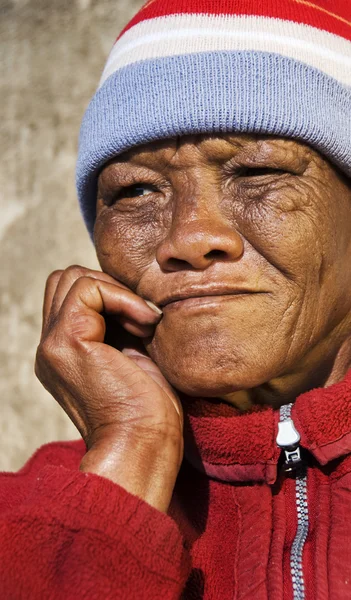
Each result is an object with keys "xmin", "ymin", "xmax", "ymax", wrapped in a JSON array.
[{"xmin": 0, "ymin": 463, "xmax": 190, "ymax": 600}]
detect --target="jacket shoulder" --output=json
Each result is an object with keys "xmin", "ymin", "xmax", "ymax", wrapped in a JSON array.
[{"xmin": 0, "ymin": 439, "xmax": 86, "ymax": 512}]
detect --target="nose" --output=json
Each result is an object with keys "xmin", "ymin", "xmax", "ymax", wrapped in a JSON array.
[{"xmin": 156, "ymin": 214, "xmax": 244, "ymax": 272}]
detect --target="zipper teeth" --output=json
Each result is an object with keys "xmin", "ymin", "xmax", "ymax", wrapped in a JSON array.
[
  {"xmin": 279, "ymin": 403, "xmax": 309, "ymax": 600},
  {"xmin": 279, "ymin": 403, "xmax": 293, "ymax": 422},
  {"xmin": 291, "ymin": 467, "xmax": 309, "ymax": 600}
]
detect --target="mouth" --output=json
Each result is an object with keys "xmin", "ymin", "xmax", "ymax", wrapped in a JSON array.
[{"xmin": 160, "ymin": 290, "xmax": 266, "ymax": 309}]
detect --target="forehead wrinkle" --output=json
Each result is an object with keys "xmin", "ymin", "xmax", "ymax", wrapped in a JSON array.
[
  {"xmin": 171, "ymin": 134, "xmax": 258, "ymax": 166},
  {"xmin": 110, "ymin": 133, "xmax": 314, "ymax": 176},
  {"xmin": 231, "ymin": 137, "xmax": 313, "ymax": 172},
  {"xmin": 113, "ymin": 133, "xmax": 243, "ymax": 164},
  {"xmin": 121, "ymin": 135, "xmax": 243, "ymax": 172}
]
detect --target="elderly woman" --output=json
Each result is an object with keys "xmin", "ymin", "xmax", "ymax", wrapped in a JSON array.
[{"xmin": 1, "ymin": 1, "xmax": 351, "ymax": 599}]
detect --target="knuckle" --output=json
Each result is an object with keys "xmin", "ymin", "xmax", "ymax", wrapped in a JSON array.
[
  {"xmin": 75, "ymin": 274, "xmax": 94, "ymax": 285},
  {"xmin": 65, "ymin": 264, "xmax": 88, "ymax": 278},
  {"xmin": 34, "ymin": 345, "xmax": 48, "ymax": 382},
  {"xmin": 36, "ymin": 335, "xmax": 70, "ymax": 375},
  {"xmin": 46, "ymin": 270, "xmax": 63, "ymax": 286},
  {"xmin": 66, "ymin": 315, "xmax": 106, "ymax": 352},
  {"xmin": 36, "ymin": 337, "xmax": 57, "ymax": 364},
  {"xmin": 65, "ymin": 312, "xmax": 94, "ymax": 339},
  {"xmin": 58, "ymin": 266, "xmax": 90, "ymax": 290},
  {"xmin": 70, "ymin": 274, "xmax": 97, "ymax": 295},
  {"xmin": 35, "ymin": 342, "xmax": 53, "ymax": 384},
  {"xmin": 57, "ymin": 276, "xmax": 98, "ymax": 312}
]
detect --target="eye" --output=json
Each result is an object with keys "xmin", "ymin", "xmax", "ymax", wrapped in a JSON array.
[
  {"xmin": 117, "ymin": 183, "xmax": 156, "ymax": 199},
  {"xmin": 239, "ymin": 167, "xmax": 288, "ymax": 178}
]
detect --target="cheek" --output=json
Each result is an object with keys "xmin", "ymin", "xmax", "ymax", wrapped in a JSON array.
[
  {"xmin": 94, "ymin": 212, "xmax": 161, "ymax": 288},
  {"xmin": 235, "ymin": 183, "xmax": 325, "ymax": 286}
]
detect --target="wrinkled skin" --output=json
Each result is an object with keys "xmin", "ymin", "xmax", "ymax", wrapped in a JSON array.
[
  {"xmin": 35, "ymin": 133, "xmax": 351, "ymax": 511},
  {"xmin": 95, "ymin": 134, "xmax": 351, "ymax": 409}
]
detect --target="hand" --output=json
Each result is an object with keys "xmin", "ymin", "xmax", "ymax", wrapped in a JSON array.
[{"xmin": 35, "ymin": 266, "xmax": 184, "ymax": 512}]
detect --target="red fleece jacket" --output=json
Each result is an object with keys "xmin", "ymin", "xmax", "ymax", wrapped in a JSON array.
[{"xmin": 1, "ymin": 371, "xmax": 351, "ymax": 599}]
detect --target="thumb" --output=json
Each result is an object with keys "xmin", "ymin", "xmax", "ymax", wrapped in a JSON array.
[{"xmin": 122, "ymin": 347, "xmax": 183, "ymax": 421}]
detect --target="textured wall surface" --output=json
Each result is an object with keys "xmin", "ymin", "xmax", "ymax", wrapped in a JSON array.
[{"xmin": 0, "ymin": 0, "xmax": 144, "ymax": 471}]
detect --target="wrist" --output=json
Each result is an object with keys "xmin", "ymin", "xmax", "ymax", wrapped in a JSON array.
[{"xmin": 80, "ymin": 427, "xmax": 183, "ymax": 513}]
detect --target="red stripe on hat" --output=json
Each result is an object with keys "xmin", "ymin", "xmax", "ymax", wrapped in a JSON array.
[{"xmin": 118, "ymin": 0, "xmax": 351, "ymax": 42}]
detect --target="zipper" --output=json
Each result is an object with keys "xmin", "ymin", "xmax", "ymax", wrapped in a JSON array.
[{"xmin": 276, "ymin": 403, "xmax": 309, "ymax": 600}]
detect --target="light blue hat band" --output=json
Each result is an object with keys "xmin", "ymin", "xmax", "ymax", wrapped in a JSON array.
[{"xmin": 77, "ymin": 50, "xmax": 351, "ymax": 238}]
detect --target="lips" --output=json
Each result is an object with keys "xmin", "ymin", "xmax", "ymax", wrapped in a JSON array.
[{"xmin": 158, "ymin": 288, "xmax": 264, "ymax": 308}]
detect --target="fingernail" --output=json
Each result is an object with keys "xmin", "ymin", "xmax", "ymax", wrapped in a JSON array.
[{"xmin": 144, "ymin": 300, "xmax": 163, "ymax": 315}]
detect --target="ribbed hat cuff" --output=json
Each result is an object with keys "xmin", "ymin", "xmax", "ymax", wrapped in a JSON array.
[{"xmin": 77, "ymin": 51, "xmax": 351, "ymax": 238}]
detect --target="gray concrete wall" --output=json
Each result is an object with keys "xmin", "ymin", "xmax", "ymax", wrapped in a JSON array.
[{"xmin": 0, "ymin": 0, "xmax": 144, "ymax": 471}]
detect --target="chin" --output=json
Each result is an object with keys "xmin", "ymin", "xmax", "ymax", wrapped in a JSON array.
[{"xmin": 145, "ymin": 323, "xmax": 281, "ymax": 397}]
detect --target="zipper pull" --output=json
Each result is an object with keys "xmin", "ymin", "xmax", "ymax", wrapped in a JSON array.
[{"xmin": 276, "ymin": 410, "xmax": 302, "ymax": 470}]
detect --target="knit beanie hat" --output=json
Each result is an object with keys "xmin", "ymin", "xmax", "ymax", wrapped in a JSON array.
[{"xmin": 77, "ymin": 0, "xmax": 351, "ymax": 237}]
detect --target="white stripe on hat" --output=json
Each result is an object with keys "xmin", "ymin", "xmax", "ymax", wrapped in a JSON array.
[{"xmin": 100, "ymin": 14, "xmax": 351, "ymax": 88}]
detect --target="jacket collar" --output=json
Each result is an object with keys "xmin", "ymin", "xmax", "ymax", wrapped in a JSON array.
[{"xmin": 182, "ymin": 368, "xmax": 351, "ymax": 484}]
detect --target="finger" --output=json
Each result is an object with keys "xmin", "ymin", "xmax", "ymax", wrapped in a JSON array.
[
  {"xmin": 104, "ymin": 317, "xmax": 155, "ymax": 350},
  {"xmin": 41, "ymin": 270, "xmax": 63, "ymax": 336},
  {"xmin": 50, "ymin": 265, "xmax": 131, "ymax": 322},
  {"xmin": 121, "ymin": 345, "xmax": 174, "ymax": 393},
  {"xmin": 55, "ymin": 276, "xmax": 163, "ymax": 344},
  {"xmin": 122, "ymin": 347, "xmax": 183, "ymax": 420},
  {"xmin": 119, "ymin": 317, "xmax": 156, "ymax": 338}
]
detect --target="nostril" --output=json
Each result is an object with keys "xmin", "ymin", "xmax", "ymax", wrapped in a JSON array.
[
  {"xmin": 166, "ymin": 250, "xmax": 228, "ymax": 271},
  {"xmin": 204, "ymin": 250, "xmax": 227, "ymax": 260},
  {"xmin": 166, "ymin": 257, "xmax": 193, "ymax": 271}
]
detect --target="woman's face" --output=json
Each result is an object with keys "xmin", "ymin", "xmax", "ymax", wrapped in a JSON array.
[{"xmin": 95, "ymin": 134, "xmax": 351, "ymax": 400}]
